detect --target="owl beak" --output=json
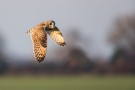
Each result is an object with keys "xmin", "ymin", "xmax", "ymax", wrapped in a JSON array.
[{"xmin": 50, "ymin": 25, "xmax": 54, "ymax": 29}]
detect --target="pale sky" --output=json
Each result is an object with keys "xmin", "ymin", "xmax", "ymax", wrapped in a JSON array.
[{"xmin": 0, "ymin": 0, "xmax": 135, "ymax": 59}]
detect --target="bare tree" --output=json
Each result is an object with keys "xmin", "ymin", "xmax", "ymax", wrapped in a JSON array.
[
  {"xmin": 0, "ymin": 29, "xmax": 8, "ymax": 74},
  {"xmin": 108, "ymin": 14, "xmax": 135, "ymax": 74},
  {"xmin": 109, "ymin": 15, "xmax": 135, "ymax": 51}
]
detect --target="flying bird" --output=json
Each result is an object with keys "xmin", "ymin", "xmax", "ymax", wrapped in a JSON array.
[{"xmin": 26, "ymin": 20, "xmax": 66, "ymax": 62}]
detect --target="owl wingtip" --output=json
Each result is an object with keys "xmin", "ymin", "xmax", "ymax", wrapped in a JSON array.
[
  {"xmin": 64, "ymin": 42, "xmax": 66, "ymax": 45},
  {"xmin": 60, "ymin": 42, "xmax": 66, "ymax": 46},
  {"xmin": 37, "ymin": 59, "xmax": 44, "ymax": 63},
  {"xmin": 37, "ymin": 60, "xmax": 42, "ymax": 63},
  {"xmin": 36, "ymin": 57, "xmax": 45, "ymax": 63}
]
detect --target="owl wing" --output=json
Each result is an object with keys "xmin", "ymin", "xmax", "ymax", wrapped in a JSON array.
[
  {"xmin": 46, "ymin": 26, "xmax": 66, "ymax": 46},
  {"xmin": 30, "ymin": 28, "xmax": 47, "ymax": 62}
]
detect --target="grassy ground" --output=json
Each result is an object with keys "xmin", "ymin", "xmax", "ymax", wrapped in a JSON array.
[{"xmin": 0, "ymin": 75, "xmax": 135, "ymax": 90}]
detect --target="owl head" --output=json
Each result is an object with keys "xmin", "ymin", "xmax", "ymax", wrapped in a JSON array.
[{"xmin": 45, "ymin": 20, "xmax": 55, "ymax": 30}]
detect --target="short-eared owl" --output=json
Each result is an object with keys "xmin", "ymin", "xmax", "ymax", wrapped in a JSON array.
[{"xmin": 26, "ymin": 20, "xmax": 66, "ymax": 62}]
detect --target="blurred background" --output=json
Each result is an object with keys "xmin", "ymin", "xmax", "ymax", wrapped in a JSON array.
[{"xmin": 0, "ymin": 0, "xmax": 135, "ymax": 90}]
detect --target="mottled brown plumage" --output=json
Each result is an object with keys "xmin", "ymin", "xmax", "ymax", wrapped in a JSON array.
[{"xmin": 26, "ymin": 20, "xmax": 66, "ymax": 62}]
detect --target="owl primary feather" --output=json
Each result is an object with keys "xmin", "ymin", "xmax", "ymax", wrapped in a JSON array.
[{"xmin": 26, "ymin": 20, "xmax": 66, "ymax": 62}]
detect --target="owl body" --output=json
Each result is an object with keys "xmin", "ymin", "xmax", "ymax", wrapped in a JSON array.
[{"xmin": 27, "ymin": 20, "xmax": 66, "ymax": 62}]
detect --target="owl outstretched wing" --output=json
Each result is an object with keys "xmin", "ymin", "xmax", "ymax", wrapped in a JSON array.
[
  {"xmin": 29, "ymin": 28, "xmax": 47, "ymax": 62},
  {"xmin": 46, "ymin": 27, "xmax": 66, "ymax": 46}
]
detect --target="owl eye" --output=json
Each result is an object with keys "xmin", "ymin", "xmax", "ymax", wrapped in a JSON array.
[
  {"xmin": 51, "ymin": 21, "xmax": 55, "ymax": 25},
  {"xmin": 50, "ymin": 23, "xmax": 52, "ymax": 25}
]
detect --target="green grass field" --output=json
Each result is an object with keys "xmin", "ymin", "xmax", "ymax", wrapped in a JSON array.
[{"xmin": 0, "ymin": 75, "xmax": 135, "ymax": 90}]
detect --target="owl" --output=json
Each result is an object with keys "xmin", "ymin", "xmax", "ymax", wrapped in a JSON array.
[{"xmin": 26, "ymin": 20, "xmax": 66, "ymax": 62}]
